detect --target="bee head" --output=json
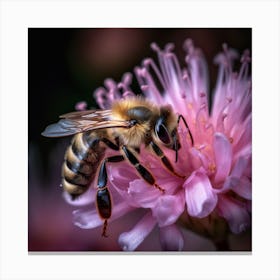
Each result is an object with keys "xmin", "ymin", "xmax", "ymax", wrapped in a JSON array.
[{"xmin": 154, "ymin": 106, "xmax": 179, "ymax": 147}]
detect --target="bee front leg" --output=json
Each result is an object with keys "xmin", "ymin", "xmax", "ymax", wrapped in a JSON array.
[
  {"xmin": 149, "ymin": 141, "xmax": 185, "ymax": 179},
  {"xmin": 121, "ymin": 146, "xmax": 165, "ymax": 193},
  {"xmin": 97, "ymin": 155, "xmax": 124, "ymax": 237}
]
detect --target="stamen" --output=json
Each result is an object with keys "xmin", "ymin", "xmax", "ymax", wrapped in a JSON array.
[
  {"xmin": 149, "ymin": 44, "xmax": 171, "ymax": 97},
  {"xmin": 141, "ymin": 85, "xmax": 149, "ymax": 91},
  {"xmin": 205, "ymin": 123, "xmax": 215, "ymax": 136},
  {"xmin": 104, "ymin": 78, "xmax": 120, "ymax": 102},
  {"xmin": 104, "ymin": 78, "xmax": 116, "ymax": 90},
  {"xmin": 143, "ymin": 58, "xmax": 167, "ymax": 91},
  {"xmin": 94, "ymin": 88, "xmax": 107, "ymax": 109},
  {"xmin": 164, "ymin": 43, "xmax": 174, "ymax": 53},
  {"xmin": 215, "ymin": 97, "xmax": 232, "ymax": 132},
  {"xmin": 196, "ymin": 104, "xmax": 207, "ymax": 125},
  {"xmin": 151, "ymin": 42, "xmax": 160, "ymax": 52},
  {"xmin": 182, "ymin": 69, "xmax": 194, "ymax": 102},
  {"xmin": 164, "ymin": 52, "xmax": 186, "ymax": 91},
  {"xmin": 123, "ymin": 72, "xmax": 132, "ymax": 85},
  {"xmin": 208, "ymin": 163, "xmax": 216, "ymax": 174},
  {"xmin": 238, "ymin": 50, "xmax": 251, "ymax": 81},
  {"xmin": 199, "ymin": 92, "xmax": 209, "ymax": 112},
  {"xmin": 136, "ymin": 60, "xmax": 165, "ymax": 103},
  {"xmin": 118, "ymin": 73, "xmax": 132, "ymax": 92},
  {"xmin": 75, "ymin": 101, "xmax": 87, "ymax": 111},
  {"xmin": 183, "ymin": 39, "xmax": 194, "ymax": 55}
]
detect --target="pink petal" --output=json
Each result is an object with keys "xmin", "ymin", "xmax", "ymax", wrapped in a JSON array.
[
  {"xmin": 109, "ymin": 163, "xmax": 137, "ymax": 192},
  {"xmin": 127, "ymin": 179, "xmax": 162, "ymax": 208},
  {"xmin": 231, "ymin": 156, "xmax": 249, "ymax": 178},
  {"xmin": 214, "ymin": 132, "xmax": 233, "ymax": 184},
  {"xmin": 233, "ymin": 144, "xmax": 252, "ymax": 163},
  {"xmin": 219, "ymin": 176, "xmax": 251, "ymax": 200},
  {"xmin": 73, "ymin": 201, "xmax": 134, "ymax": 229},
  {"xmin": 190, "ymin": 147, "xmax": 211, "ymax": 170},
  {"xmin": 73, "ymin": 208, "xmax": 102, "ymax": 229},
  {"xmin": 183, "ymin": 169, "xmax": 217, "ymax": 218},
  {"xmin": 159, "ymin": 224, "xmax": 184, "ymax": 251},
  {"xmin": 152, "ymin": 192, "xmax": 185, "ymax": 227},
  {"xmin": 217, "ymin": 156, "xmax": 251, "ymax": 198},
  {"xmin": 118, "ymin": 212, "xmax": 156, "ymax": 251},
  {"xmin": 63, "ymin": 188, "xmax": 95, "ymax": 206},
  {"xmin": 233, "ymin": 115, "xmax": 252, "ymax": 153},
  {"xmin": 217, "ymin": 195, "xmax": 251, "ymax": 234},
  {"xmin": 231, "ymin": 177, "xmax": 252, "ymax": 200}
]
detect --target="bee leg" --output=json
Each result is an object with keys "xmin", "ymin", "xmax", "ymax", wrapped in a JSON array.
[
  {"xmin": 122, "ymin": 146, "xmax": 165, "ymax": 193},
  {"xmin": 96, "ymin": 155, "xmax": 124, "ymax": 237},
  {"xmin": 150, "ymin": 141, "xmax": 185, "ymax": 179},
  {"xmin": 101, "ymin": 138, "xmax": 119, "ymax": 151}
]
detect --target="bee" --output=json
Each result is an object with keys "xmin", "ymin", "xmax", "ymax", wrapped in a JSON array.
[{"xmin": 42, "ymin": 97, "xmax": 193, "ymax": 237}]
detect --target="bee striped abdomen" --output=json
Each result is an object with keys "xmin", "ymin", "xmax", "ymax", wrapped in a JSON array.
[{"xmin": 62, "ymin": 131, "xmax": 105, "ymax": 199}]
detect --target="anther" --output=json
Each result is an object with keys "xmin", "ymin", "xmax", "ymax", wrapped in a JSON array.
[
  {"xmin": 104, "ymin": 78, "xmax": 116, "ymax": 90},
  {"xmin": 183, "ymin": 39, "xmax": 194, "ymax": 53},
  {"xmin": 208, "ymin": 163, "xmax": 216, "ymax": 173},
  {"xmin": 122, "ymin": 73, "xmax": 132, "ymax": 85},
  {"xmin": 241, "ymin": 50, "xmax": 251, "ymax": 63},
  {"xmin": 143, "ymin": 58, "xmax": 152, "ymax": 66},
  {"xmin": 165, "ymin": 43, "xmax": 174, "ymax": 53},
  {"xmin": 151, "ymin": 42, "xmax": 160, "ymax": 52},
  {"xmin": 222, "ymin": 43, "xmax": 228, "ymax": 53},
  {"xmin": 141, "ymin": 85, "xmax": 149, "ymax": 91}
]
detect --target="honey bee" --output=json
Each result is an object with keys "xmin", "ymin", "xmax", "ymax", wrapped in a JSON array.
[{"xmin": 42, "ymin": 97, "xmax": 193, "ymax": 237}]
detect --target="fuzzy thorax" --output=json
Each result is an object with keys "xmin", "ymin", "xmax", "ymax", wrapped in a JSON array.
[{"xmin": 111, "ymin": 98, "xmax": 157, "ymax": 147}]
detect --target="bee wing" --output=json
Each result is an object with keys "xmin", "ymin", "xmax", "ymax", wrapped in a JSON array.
[
  {"xmin": 60, "ymin": 109, "xmax": 112, "ymax": 120},
  {"xmin": 42, "ymin": 109, "xmax": 130, "ymax": 138}
]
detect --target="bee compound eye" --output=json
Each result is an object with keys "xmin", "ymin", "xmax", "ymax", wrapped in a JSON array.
[{"xmin": 155, "ymin": 123, "xmax": 171, "ymax": 145}]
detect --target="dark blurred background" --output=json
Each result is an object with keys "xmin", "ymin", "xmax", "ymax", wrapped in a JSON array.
[{"xmin": 28, "ymin": 28, "xmax": 251, "ymax": 251}]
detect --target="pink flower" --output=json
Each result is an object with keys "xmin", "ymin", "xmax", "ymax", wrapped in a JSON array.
[
  {"xmin": 75, "ymin": 101, "xmax": 88, "ymax": 111},
  {"xmin": 65, "ymin": 39, "xmax": 251, "ymax": 251}
]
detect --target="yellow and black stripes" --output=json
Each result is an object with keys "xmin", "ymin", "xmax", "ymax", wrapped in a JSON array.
[{"xmin": 62, "ymin": 132, "xmax": 105, "ymax": 199}]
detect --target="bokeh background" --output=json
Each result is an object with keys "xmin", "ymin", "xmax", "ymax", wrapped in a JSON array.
[{"xmin": 28, "ymin": 28, "xmax": 251, "ymax": 251}]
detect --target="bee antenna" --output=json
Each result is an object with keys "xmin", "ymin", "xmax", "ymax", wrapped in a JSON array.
[{"xmin": 177, "ymin": 115, "xmax": 194, "ymax": 146}]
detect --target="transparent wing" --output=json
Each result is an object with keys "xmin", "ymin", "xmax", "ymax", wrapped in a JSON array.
[
  {"xmin": 42, "ymin": 109, "xmax": 130, "ymax": 138},
  {"xmin": 60, "ymin": 109, "xmax": 112, "ymax": 120}
]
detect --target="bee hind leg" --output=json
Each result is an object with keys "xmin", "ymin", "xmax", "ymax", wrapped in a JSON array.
[{"xmin": 96, "ymin": 155, "xmax": 124, "ymax": 237}]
